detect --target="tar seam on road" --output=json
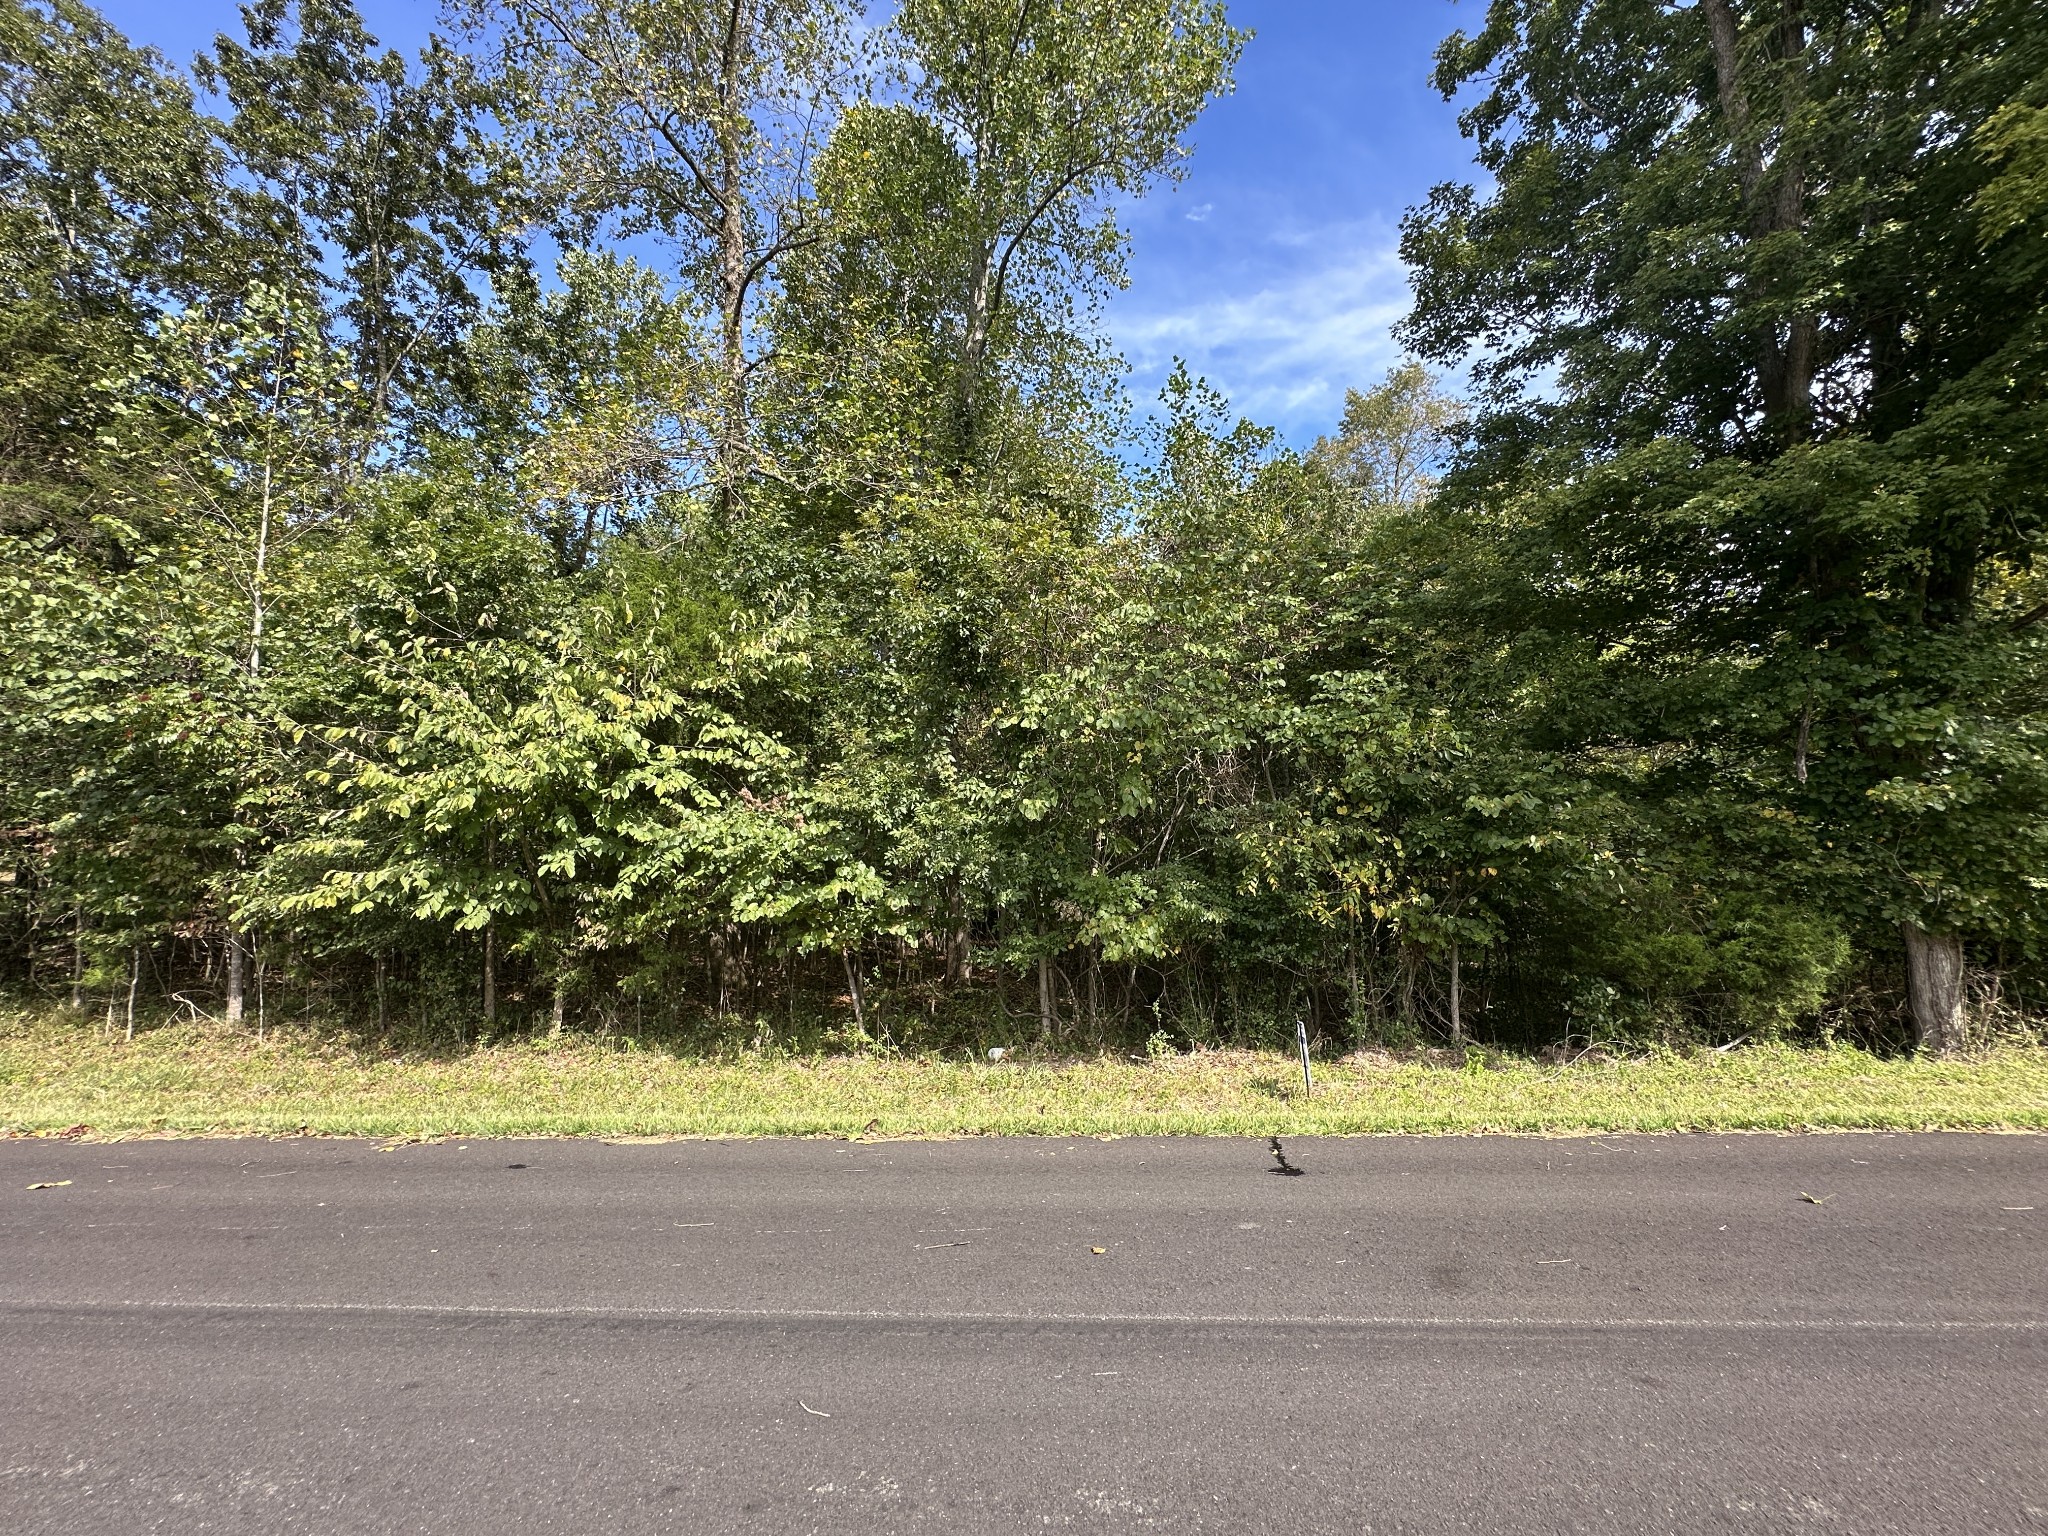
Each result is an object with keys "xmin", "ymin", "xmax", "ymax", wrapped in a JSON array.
[{"xmin": 2, "ymin": 1298, "xmax": 2039, "ymax": 1333}]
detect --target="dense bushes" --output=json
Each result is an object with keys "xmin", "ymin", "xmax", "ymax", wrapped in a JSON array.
[{"xmin": 3, "ymin": 0, "xmax": 2043, "ymax": 1054}]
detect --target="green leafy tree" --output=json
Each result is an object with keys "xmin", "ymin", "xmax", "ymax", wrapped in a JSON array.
[
  {"xmin": 254, "ymin": 487, "xmax": 771, "ymax": 1030},
  {"xmin": 1401, "ymin": 0, "xmax": 2048, "ymax": 1049},
  {"xmin": 1310, "ymin": 361, "xmax": 1467, "ymax": 510},
  {"xmin": 890, "ymin": 0, "xmax": 1244, "ymax": 452},
  {"xmin": 462, "ymin": 0, "xmax": 861, "ymax": 495},
  {"xmin": 200, "ymin": 0, "xmax": 531, "ymax": 459},
  {"xmin": 0, "ymin": 0, "xmax": 231, "ymax": 544},
  {"xmin": 462, "ymin": 250, "xmax": 712, "ymax": 572}
]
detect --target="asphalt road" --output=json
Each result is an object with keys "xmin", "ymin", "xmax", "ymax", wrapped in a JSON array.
[{"xmin": 1, "ymin": 1133, "xmax": 2042, "ymax": 1534}]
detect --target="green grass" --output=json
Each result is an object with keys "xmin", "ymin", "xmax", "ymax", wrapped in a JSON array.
[{"xmin": 2, "ymin": 1006, "xmax": 2044, "ymax": 1139}]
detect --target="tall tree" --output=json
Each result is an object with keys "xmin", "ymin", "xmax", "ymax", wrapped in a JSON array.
[
  {"xmin": 1402, "ymin": 0, "xmax": 2048, "ymax": 1049},
  {"xmin": 463, "ymin": 0, "xmax": 859, "ymax": 499},
  {"xmin": 1310, "ymin": 361, "xmax": 1467, "ymax": 509},
  {"xmin": 200, "ymin": 0, "xmax": 528, "ymax": 461},
  {"xmin": 890, "ymin": 0, "xmax": 1244, "ymax": 453},
  {"xmin": 0, "ymin": 0, "xmax": 229, "ymax": 542},
  {"xmin": 462, "ymin": 250, "xmax": 710, "ymax": 573}
]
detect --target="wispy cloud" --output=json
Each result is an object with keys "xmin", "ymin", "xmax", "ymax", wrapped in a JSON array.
[{"xmin": 1107, "ymin": 222, "xmax": 1411, "ymax": 443}]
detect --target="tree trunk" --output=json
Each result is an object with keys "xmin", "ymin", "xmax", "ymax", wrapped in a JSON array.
[
  {"xmin": 124, "ymin": 943, "xmax": 141, "ymax": 1042},
  {"xmin": 1700, "ymin": 0, "xmax": 1814, "ymax": 445},
  {"xmin": 375, "ymin": 951, "xmax": 388, "ymax": 1033},
  {"xmin": 717, "ymin": 923, "xmax": 744, "ymax": 1016},
  {"xmin": 71, "ymin": 909, "xmax": 85, "ymax": 1012},
  {"xmin": 711, "ymin": 927, "xmax": 731, "ymax": 1016},
  {"xmin": 957, "ymin": 244, "xmax": 998, "ymax": 448},
  {"xmin": 225, "ymin": 930, "xmax": 246, "ymax": 1025},
  {"xmin": 550, "ymin": 979, "xmax": 567, "ymax": 1038},
  {"xmin": 1346, "ymin": 928, "xmax": 1360, "ymax": 1040},
  {"xmin": 842, "ymin": 949, "xmax": 865, "ymax": 1035},
  {"xmin": 713, "ymin": 2, "xmax": 753, "ymax": 510},
  {"xmin": 945, "ymin": 879, "xmax": 970, "ymax": 985},
  {"xmin": 1038, "ymin": 951, "xmax": 1054, "ymax": 1042},
  {"xmin": 251, "ymin": 455, "xmax": 272, "ymax": 677},
  {"xmin": 483, "ymin": 924, "xmax": 497, "ymax": 1028},
  {"xmin": 716, "ymin": 204, "xmax": 748, "ymax": 502},
  {"xmin": 1449, "ymin": 943, "xmax": 1464, "ymax": 1046},
  {"xmin": 1902, "ymin": 921, "xmax": 1966, "ymax": 1054}
]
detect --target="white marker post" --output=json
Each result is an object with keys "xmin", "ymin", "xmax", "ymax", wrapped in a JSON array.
[{"xmin": 1296, "ymin": 1019, "xmax": 1312, "ymax": 1096}]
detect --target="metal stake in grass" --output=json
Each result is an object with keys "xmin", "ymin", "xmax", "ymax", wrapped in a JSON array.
[{"xmin": 1295, "ymin": 1018, "xmax": 1312, "ymax": 1097}]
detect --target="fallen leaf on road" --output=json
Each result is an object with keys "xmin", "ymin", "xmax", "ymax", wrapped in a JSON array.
[
  {"xmin": 1799, "ymin": 1192, "xmax": 1831, "ymax": 1204},
  {"xmin": 1090, "ymin": 1246, "xmax": 1107, "ymax": 1255},
  {"xmin": 57, "ymin": 1125, "xmax": 90, "ymax": 1139},
  {"xmin": 25, "ymin": 1180, "xmax": 71, "ymax": 1190}
]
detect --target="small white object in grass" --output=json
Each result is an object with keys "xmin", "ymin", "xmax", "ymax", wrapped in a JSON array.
[{"xmin": 987, "ymin": 1047, "xmax": 1008, "ymax": 1062}]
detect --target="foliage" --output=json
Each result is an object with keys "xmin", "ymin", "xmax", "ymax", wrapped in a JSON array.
[
  {"xmin": 1395, "ymin": 0, "xmax": 2048, "ymax": 1046},
  {"xmin": 2, "ymin": 0, "xmax": 2043, "ymax": 1058}
]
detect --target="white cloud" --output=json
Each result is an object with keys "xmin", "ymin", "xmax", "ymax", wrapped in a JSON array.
[
  {"xmin": 1184, "ymin": 202, "xmax": 1214, "ymax": 222},
  {"xmin": 1107, "ymin": 225, "xmax": 1411, "ymax": 441}
]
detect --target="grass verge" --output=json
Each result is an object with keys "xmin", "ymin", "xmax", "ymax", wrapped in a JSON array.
[{"xmin": 4, "ymin": 1007, "xmax": 2045, "ymax": 1138}]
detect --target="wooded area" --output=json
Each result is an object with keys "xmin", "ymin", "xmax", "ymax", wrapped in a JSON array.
[{"xmin": 2, "ymin": 0, "xmax": 2043, "ymax": 1057}]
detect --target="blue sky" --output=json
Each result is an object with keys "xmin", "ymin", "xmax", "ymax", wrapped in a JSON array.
[
  {"xmin": 99, "ymin": 0, "xmax": 1481, "ymax": 447},
  {"xmin": 1110, "ymin": 2, "xmax": 1478, "ymax": 443}
]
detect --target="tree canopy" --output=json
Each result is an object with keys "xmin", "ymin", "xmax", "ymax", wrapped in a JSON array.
[{"xmin": 2, "ymin": 0, "xmax": 2041, "ymax": 1055}]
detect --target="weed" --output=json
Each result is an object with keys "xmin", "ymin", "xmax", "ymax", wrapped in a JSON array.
[{"xmin": 1, "ymin": 1004, "xmax": 2043, "ymax": 1138}]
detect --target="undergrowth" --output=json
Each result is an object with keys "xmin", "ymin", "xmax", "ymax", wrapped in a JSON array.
[{"xmin": 3, "ymin": 1004, "xmax": 2043, "ymax": 1139}]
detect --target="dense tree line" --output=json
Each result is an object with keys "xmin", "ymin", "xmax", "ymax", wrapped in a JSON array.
[{"xmin": 2, "ymin": 0, "xmax": 2042, "ymax": 1054}]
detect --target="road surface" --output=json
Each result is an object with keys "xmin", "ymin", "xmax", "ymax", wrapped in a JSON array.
[{"xmin": 2, "ymin": 1132, "xmax": 2042, "ymax": 1533}]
